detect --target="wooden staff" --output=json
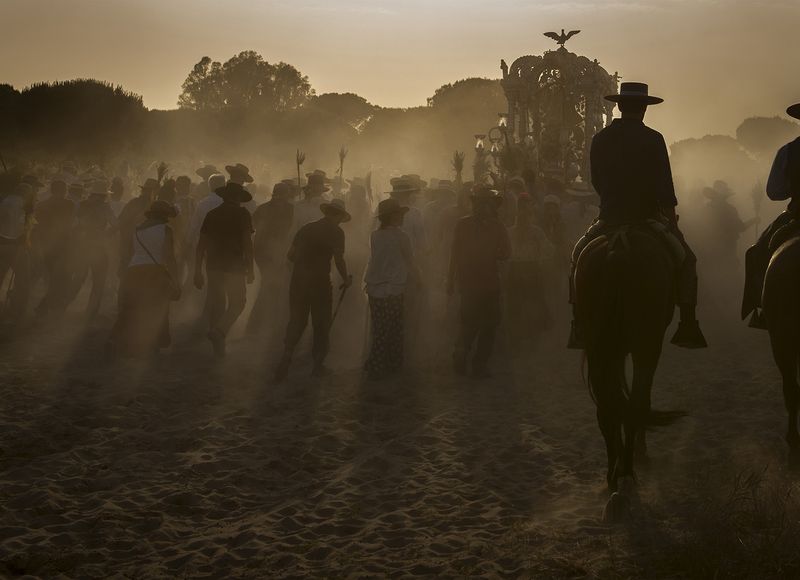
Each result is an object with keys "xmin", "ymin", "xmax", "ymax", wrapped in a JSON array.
[
  {"xmin": 296, "ymin": 149, "xmax": 305, "ymax": 198},
  {"xmin": 338, "ymin": 146, "xmax": 348, "ymax": 183}
]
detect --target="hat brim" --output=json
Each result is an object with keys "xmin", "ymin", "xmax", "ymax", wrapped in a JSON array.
[
  {"xmin": 605, "ymin": 94, "xmax": 664, "ymax": 105},
  {"xmin": 320, "ymin": 203, "xmax": 351, "ymax": 222},
  {"xmin": 387, "ymin": 187, "xmax": 420, "ymax": 195},
  {"xmin": 225, "ymin": 166, "xmax": 254, "ymax": 183},
  {"xmin": 375, "ymin": 206, "xmax": 410, "ymax": 219},
  {"xmin": 214, "ymin": 186, "xmax": 253, "ymax": 203},
  {"xmin": 787, "ymin": 104, "xmax": 800, "ymax": 120}
]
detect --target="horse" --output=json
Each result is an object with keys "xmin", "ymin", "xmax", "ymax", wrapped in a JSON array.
[
  {"xmin": 762, "ymin": 234, "xmax": 800, "ymax": 457},
  {"xmin": 574, "ymin": 226, "xmax": 685, "ymax": 519}
]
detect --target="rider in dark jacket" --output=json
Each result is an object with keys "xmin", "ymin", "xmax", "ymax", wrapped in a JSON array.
[
  {"xmin": 570, "ymin": 82, "xmax": 707, "ymax": 349},
  {"xmin": 741, "ymin": 102, "xmax": 800, "ymax": 327}
]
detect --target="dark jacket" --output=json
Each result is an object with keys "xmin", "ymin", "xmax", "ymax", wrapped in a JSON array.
[{"xmin": 590, "ymin": 118, "xmax": 677, "ymax": 223}]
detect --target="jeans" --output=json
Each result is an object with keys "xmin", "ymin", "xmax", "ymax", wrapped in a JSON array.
[{"xmin": 283, "ymin": 277, "xmax": 332, "ymax": 365}]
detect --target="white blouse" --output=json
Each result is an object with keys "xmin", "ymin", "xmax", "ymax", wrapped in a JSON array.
[{"xmin": 364, "ymin": 227, "xmax": 413, "ymax": 298}]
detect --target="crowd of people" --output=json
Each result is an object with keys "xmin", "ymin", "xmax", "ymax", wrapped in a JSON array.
[
  {"xmin": 1, "ymin": 82, "xmax": 796, "ymax": 384},
  {"xmin": 0, "ymin": 157, "xmax": 590, "ymax": 380}
]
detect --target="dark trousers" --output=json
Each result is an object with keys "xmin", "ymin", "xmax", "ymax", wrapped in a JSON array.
[
  {"xmin": 68, "ymin": 249, "xmax": 109, "ymax": 317},
  {"xmin": 246, "ymin": 258, "xmax": 274, "ymax": 334},
  {"xmin": 455, "ymin": 289, "xmax": 501, "ymax": 371},
  {"xmin": 207, "ymin": 270, "xmax": 247, "ymax": 337},
  {"xmin": 283, "ymin": 277, "xmax": 332, "ymax": 365}
]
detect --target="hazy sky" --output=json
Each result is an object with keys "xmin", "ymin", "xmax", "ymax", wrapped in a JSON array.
[{"xmin": 1, "ymin": 0, "xmax": 798, "ymax": 142}]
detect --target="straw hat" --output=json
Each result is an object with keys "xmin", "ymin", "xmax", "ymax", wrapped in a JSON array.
[
  {"xmin": 225, "ymin": 163, "xmax": 254, "ymax": 184},
  {"xmin": 214, "ymin": 181, "xmax": 253, "ymax": 203},
  {"xmin": 375, "ymin": 198, "xmax": 410, "ymax": 219}
]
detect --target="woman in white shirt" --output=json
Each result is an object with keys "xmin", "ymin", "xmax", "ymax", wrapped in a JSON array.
[
  {"xmin": 363, "ymin": 198, "xmax": 421, "ymax": 379},
  {"xmin": 108, "ymin": 200, "xmax": 179, "ymax": 358}
]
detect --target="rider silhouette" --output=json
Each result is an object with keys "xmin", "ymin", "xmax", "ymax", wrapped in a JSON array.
[
  {"xmin": 569, "ymin": 82, "xmax": 707, "ymax": 349},
  {"xmin": 742, "ymin": 102, "xmax": 800, "ymax": 328}
]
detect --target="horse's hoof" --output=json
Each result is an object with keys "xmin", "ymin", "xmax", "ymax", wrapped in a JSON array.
[{"xmin": 602, "ymin": 492, "xmax": 630, "ymax": 524}]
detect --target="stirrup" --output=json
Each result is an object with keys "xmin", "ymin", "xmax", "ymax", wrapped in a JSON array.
[{"xmin": 748, "ymin": 309, "xmax": 768, "ymax": 330}]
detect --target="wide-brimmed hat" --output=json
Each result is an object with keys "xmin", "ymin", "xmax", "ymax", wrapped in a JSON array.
[
  {"xmin": 140, "ymin": 178, "xmax": 160, "ymax": 192},
  {"xmin": 196, "ymin": 164, "xmax": 219, "ymax": 180},
  {"xmin": 704, "ymin": 180, "xmax": 735, "ymax": 200},
  {"xmin": 225, "ymin": 163, "xmax": 254, "ymax": 183},
  {"xmin": 375, "ymin": 198, "xmax": 410, "ymax": 219},
  {"xmin": 272, "ymin": 182, "xmax": 291, "ymax": 198},
  {"xmin": 215, "ymin": 181, "xmax": 253, "ymax": 203},
  {"xmin": 305, "ymin": 172, "xmax": 331, "ymax": 194},
  {"xmin": 605, "ymin": 82, "xmax": 663, "ymax": 105},
  {"xmin": 306, "ymin": 169, "xmax": 333, "ymax": 184},
  {"xmin": 320, "ymin": 198, "xmax": 351, "ymax": 222},
  {"xmin": 787, "ymin": 103, "xmax": 800, "ymax": 120},
  {"xmin": 402, "ymin": 174, "xmax": 428, "ymax": 189},
  {"xmin": 145, "ymin": 200, "xmax": 178, "ymax": 220},
  {"xmin": 471, "ymin": 186, "xmax": 503, "ymax": 205},
  {"xmin": 387, "ymin": 177, "xmax": 420, "ymax": 196}
]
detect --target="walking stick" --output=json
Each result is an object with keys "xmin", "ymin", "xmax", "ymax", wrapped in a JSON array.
[
  {"xmin": 330, "ymin": 278, "xmax": 352, "ymax": 329},
  {"xmin": 296, "ymin": 149, "xmax": 305, "ymax": 199}
]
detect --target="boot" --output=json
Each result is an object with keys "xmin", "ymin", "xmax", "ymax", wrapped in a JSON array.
[
  {"xmin": 748, "ymin": 309, "xmax": 768, "ymax": 330},
  {"xmin": 671, "ymin": 305, "xmax": 708, "ymax": 349},
  {"xmin": 567, "ymin": 320, "xmax": 584, "ymax": 350}
]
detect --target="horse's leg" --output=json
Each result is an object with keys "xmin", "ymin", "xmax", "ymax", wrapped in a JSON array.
[
  {"xmin": 769, "ymin": 331, "xmax": 800, "ymax": 452},
  {"xmin": 623, "ymin": 346, "xmax": 660, "ymax": 481},
  {"xmin": 597, "ymin": 408, "xmax": 621, "ymax": 491}
]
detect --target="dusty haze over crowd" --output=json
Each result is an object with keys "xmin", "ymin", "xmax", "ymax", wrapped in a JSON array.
[{"xmin": 2, "ymin": 0, "xmax": 798, "ymax": 144}]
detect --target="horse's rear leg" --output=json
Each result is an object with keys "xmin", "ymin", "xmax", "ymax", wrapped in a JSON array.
[
  {"xmin": 769, "ymin": 332, "xmax": 800, "ymax": 451},
  {"xmin": 623, "ymin": 349, "xmax": 660, "ymax": 479},
  {"xmin": 597, "ymin": 408, "xmax": 621, "ymax": 491}
]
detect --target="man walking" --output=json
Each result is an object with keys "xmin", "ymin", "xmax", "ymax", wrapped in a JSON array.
[
  {"xmin": 194, "ymin": 181, "xmax": 255, "ymax": 357},
  {"xmin": 275, "ymin": 198, "xmax": 352, "ymax": 381},
  {"xmin": 448, "ymin": 186, "xmax": 511, "ymax": 378},
  {"xmin": 246, "ymin": 181, "xmax": 295, "ymax": 335}
]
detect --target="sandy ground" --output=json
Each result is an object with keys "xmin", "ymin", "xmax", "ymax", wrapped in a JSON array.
[{"xmin": 0, "ymin": 286, "xmax": 797, "ymax": 578}]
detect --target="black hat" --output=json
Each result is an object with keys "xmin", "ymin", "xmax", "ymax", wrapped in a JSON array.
[
  {"xmin": 305, "ymin": 172, "xmax": 331, "ymax": 194},
  {"xmin": 471, "ymin": 186, "xmax": 503, "ymax": 205},
  {"xmin": 225, "ymin": 163, "xmax": 254, "ymax": 184},
  {"xmin": 375, "ymin": 198, "xmax": 410, "ymax": 219},
  {"xmin": 215, "ymin": 181, "xmax": 253, "ymax": 203},
  {"xmin": 145, "ymin": 200, "xmax": 178, "ymax": 220},
  {"xmin": 605, "ymin": 82, "xmax": 663, "ymax": 105},
  {"xmin": 787, "ymin": 103, "xmax": 800, "ymax": 120},
  {"xmin": 320, "ymin": 198, "xmax": 351, "ymax": 222},
  {"xmin": 272, "ymin": 182, "xmax": 291, "ymax": 198}
]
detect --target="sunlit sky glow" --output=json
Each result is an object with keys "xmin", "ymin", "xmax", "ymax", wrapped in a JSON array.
[{"xmin": 2, "ymin": 0, "xmax": 799, "ymax": 142}]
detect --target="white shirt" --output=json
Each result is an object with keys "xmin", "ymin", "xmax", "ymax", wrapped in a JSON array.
[
  {"xmin": 129, "ymin": 223, "xmax": 167, "ymax": 267},
  {"xmin": 364, "ymin": 227, "xmax": 413, "ymax": 298},
  {"xmin": 401, "ymin": 206, "xmax": 427, "ymax": 257},
  {"xmin": 0, "ymin": 195, "xmax": 27, "ymax": 241}
]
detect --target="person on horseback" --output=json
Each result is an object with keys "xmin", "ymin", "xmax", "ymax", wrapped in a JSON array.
[
  {"xmin": 569, "ymin": 82, "xmax": 707, "ymax": 350},
  {"xmin": 741, "ymin": 103, "xmax": 800, "ymax": 328}
]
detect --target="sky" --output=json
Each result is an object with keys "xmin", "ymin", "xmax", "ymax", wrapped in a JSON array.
[{"xmin": 1, "ymin": 0, "xmax": 799, "ymax": 143}]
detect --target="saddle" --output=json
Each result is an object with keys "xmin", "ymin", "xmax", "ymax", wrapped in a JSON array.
[
  {"xmin": 768, "ymin": 218, "xmax": 800, "ymax": 254},
  {"xmin": 572, "ymin": 219, "xmax": 686, "ymax": 268}
]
